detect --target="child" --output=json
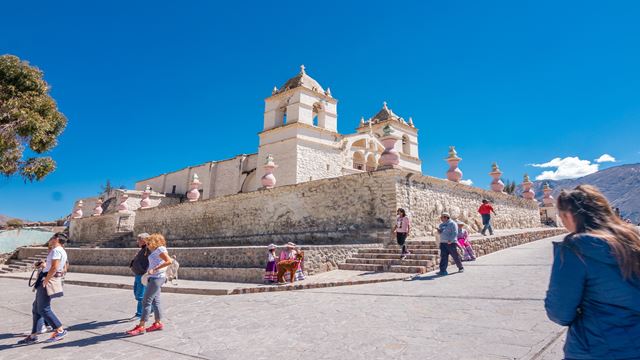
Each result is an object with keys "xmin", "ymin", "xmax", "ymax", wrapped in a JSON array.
[
  {"xmin": 279, "ymin": 242, "xmax": 305, "ymax": 281},
  {"xmin": 457, "ymin": 222, "xmax": 476, "ymax": 261},
  {"xmin": 263, "ymin": 244, "xmax": 278, "ymax": 283}
]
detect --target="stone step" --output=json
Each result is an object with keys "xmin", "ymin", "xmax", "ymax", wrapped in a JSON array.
[
  {"xmin": 345, "ymin": 258, "xmax": 434, "ymax": 267},
  {"xmin": 8, "ymin": 260, "xmax": 32, "ymax": 267},
  {"xmin": 337, "ymin": 263, "xmax": 386, "ymax": 272},
  {"xmin": 404, "ymin": 240, "xmax": 439, "ymax": 246},
  {"xmin": 7, "ymin": 264, "xmax": 28, "ymax": 270},
  {"xmin": 386, "ymin": 245, "xmax": 438, "ymax": 250},
  {"xmin": 358, "ymin": 248, "xmax": 437, "ymax": 255},
  {"xmin": 388, "ymin": 265, "xmax": 429, "ymax": 274},
  {"xmin": 352, "ymin": 253, "xmax": 436, "ymax": 261}
]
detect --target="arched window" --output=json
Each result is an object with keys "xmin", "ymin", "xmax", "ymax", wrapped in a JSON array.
[
  {"xmin": 402, "ymin": 135, "xmax": 410, "ymax": 155},
  {"xmin": 353, "ymin": 152, "xmax": 365, "ymax": 171},
  {"xmin": 312, "ymin": 103, "xmax": 320, "ymax": 126}
]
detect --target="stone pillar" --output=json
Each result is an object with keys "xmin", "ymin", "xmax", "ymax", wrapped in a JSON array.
[
  {"xmin": 540, "ymin": 182, "xmax": 561, "ymax": 226},
  {"xmin": 445, "ymin": 146, "xmax": 462, "ymax": 182},
  {"xmin": 187, "ymin": 173, "xmax": 202, "ymax": 202},
  {"xmin": 521, "ymin": 174, "xmax": 535, "ymax": 200},
  {"xmin": 71, "ymin": 200, "xmax": 83, "ymax": 219},
  {"xmin": 140, "ymin": 185, "xmax": 152, "ymax": 209},
  {"xmin": 117, "ymin": 193, "xmax": 130, "ymax": 213},
  {"xmin": 261, "ymin": 154, "xmax": 278, "ymax": 189},
  {"xmin": 92, "ymin": 198, "xmax": 103, "ymax": 216},
  {"xmin": 378, "ymin": 125, "xmax": 401, "ymax": 169},
  {"xmin": 489, "ymin": 162, "xmax": 505, "ymax": 192}
]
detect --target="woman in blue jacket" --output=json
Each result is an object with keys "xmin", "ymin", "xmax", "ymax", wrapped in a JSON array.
[{"xmin": 545, "ymin": 185, "xmax": 640, "ymax": 359}]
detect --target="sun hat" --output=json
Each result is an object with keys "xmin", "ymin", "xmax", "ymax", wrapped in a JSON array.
[
  {"xmin": 441, "ymin": 212, "xmax": 450, "ymax": 218},
  {"xmin": 285, "ymin": 242, "xmax": 296, "ymax": 248},
  {"xmin": 137, "ymin": 232, "xmax": 150, "ymax": 239},
  {"xmin": 457, "ymin": 221, "xmax": 466, "ymax": 226},
  {"xmin": 267, "ymin": 244, "xmax": 277, "ymax": 250}
]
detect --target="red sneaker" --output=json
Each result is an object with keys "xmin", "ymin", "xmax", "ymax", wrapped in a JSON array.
[
  {"xmin": 126, "ymin": 325, "xmax": 145, "ymax": 336},
  {"xmin": 145, "ymin": 322, "xmax": 164, "ymax": 332}
]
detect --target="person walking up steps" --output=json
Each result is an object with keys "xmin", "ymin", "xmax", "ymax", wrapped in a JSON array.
[
  {"xmin": 129, "ymin": 233, "xmax": 151, "ymax": 319},
  {"xmin": 478, "ymin": 199, "xmax": 496, "ymax": 236},
  {"xmin": 126, "ymin": 234, "xmax": 173, "ymax": 336},
  {"xmin": 437, "ymin": 213, "xmax": 463, "ymax": 276},
  {"xmin": 18, "ymin": 233, "xmax": 69, "ymax": 344},
  {"xmin": 393, "ymin": 208, "xmax": 411, "ymax": 260},
  {"xmin": 545, "ymin": 185, "xmax": 640, "ymax": 360}
]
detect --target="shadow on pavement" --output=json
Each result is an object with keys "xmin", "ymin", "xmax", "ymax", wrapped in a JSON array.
[
  {"xmin": 0, "ymin": 333, "xmax": 24, "ymax": 341},
  {"xmin": 406, "ymin": 272, "xmax": 463, "ymax": 281},
  {"xmin": 43, "ymin": 331, "xmax": 128, "ymax": 349},
  {"xmin": 67, "ymin": 318, "xmax": 131, "ymax": 332}
]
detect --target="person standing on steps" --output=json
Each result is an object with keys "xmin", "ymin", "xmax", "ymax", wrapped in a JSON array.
[
  {"xmin": 545, "ymin": 185, "xmax": 640, "ymax": 359},
  {"xmin": 436, "ymin": 213, "xmax": 463, "ymax": 276},
  {"xmin": 393, "ymin": 208, "xmax": 411, "ymax": 260},
  {"xmin": 478, "ymin": 199, "xmax": 496, "ymax": 236},
  {"xmin": 129, "ymin": 232, "xmax": 151, "ymax": 319}
]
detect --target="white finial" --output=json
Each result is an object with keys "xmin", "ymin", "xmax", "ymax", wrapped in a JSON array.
[
  {"xmin": 272, "ymin": 86, "xmax": 277, "ymax": 95},
  {"xmin": 383, "ymin": 101, "xmax": 388, "ymax": 109},
  {"xmin": 360, "ymin": 116, "xmax": 365, "ymax": 126},
  {"xmin": 326, "ymin": 87, "xmax": 331, "ymax": 97},
  {"xmin": 300, "ymin": 64, "xmax": 306, "ymax": 74},
  {"xmin": 408, "ymin": 117, "xmax": 414, "ymax": 126}
]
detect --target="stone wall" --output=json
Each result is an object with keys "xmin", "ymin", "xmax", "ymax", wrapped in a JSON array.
[
  {"xmin": 133, "ymin": 171, "xmax": 397, "ymax": 246},
  {"xmin": 394, "ymin": 172, "xmax": 540, "ymax": 237},
  {"xmin": 17, "ymin": 243, "xmax": 380, "ymax": 283},
  {"xmin": 469, "ymin": 228, "xmax": 566, "ymax": 258},
  {"xmin": 69, "ymin": 169, "xmax": 541, "ymax": 248}
]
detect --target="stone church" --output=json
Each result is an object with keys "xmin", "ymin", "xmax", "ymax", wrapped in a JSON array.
[{"xmin": 134, "ymin": 65, "xmax": 422, "ymax": 200}]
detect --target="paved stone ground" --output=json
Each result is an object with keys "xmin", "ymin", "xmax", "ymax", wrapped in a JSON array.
[{"xmin": 0, "ymin": 235, "xmax": 567, "ymax": 360}]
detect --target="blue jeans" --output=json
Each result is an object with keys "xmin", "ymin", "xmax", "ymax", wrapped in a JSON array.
[
  {"xmin": 31, "ymin": 285, "xmax": 62, "ymax": 334},
  {"xmin": 133, "ymin": 274, "xmax": 147, "ymax": 317},
  {"xmin": 481, "ymin": 214, "xmax": 493, "ymax": 235},
  {"xmin": 141, "ymin": 277, "xmax": 164, "ymax": 322}
]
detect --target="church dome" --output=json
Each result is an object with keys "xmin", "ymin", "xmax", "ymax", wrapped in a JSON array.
[
  {"xmin": 274, "ymin": 65, "xmax": 325, "ymax": 95},
  {"xmin": 369, "ymin": 102, "xmax": 407, "ymax": 125}
]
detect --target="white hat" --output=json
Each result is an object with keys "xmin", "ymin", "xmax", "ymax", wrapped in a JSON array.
[
  {"xmin": 285, "ymin": 242, "xmax": 296, "ymax": 248},
  {"xmin": 137, "ymin": 232, "xmax": 150, "ymax": 239},
  {"xmin": 441, "ymin": 212, "xmax": 450, "ymax": 218},
  {"xmin": 267, "ymin": 244, "xmax": 276, "ymax": 250}
]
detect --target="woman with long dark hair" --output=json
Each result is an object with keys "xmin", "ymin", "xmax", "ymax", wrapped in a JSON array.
[{"xmin": 545, "ymin": 185, "xmax": 640, "ymax": 359}]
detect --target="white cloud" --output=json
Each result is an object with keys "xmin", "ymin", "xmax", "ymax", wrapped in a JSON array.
[
  {"xmin": 460, "ymin": 179, "xmax": 473, "ymax": 186},
  {"xmin": 595, "ymin": 154, "xmax": 616, "ymax": 163},
  {"xmin": 530, "ymin": 156, "xmax": 599, "ymax": 181}
]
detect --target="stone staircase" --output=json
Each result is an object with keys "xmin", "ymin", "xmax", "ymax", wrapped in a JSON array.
[
  {"xmin": 339, "ymin": 240, "xmax": 438, "ymax": 274},
  {"xmin": 73, "ymin": 232, "xmax": 134, "ymax": 248},
  {"xmin": 0, "ymin": 249, "xmax": 49, "ymax": 274}
]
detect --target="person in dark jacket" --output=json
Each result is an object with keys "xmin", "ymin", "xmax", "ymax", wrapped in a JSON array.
[
  {"xmin": 130, "ymin": 233, "xmax": 151, "ymax": 319},
  {"xmin": 545, "ymin": 185, "xmax": 640, "ymax": 360}
]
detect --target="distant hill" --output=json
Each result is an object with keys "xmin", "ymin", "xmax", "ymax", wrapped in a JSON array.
[
  {"xmin": 516, "ymin": 163, "xmax": 640, "ymax": 223},
  {"xmin": 0, "ymin": 214, "xmax": 29, "ymax": 226}
]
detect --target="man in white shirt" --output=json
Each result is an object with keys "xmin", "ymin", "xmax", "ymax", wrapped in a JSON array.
[{"xmin": 18, "ymin": 233, "xmax": 69, "ymax": 345}]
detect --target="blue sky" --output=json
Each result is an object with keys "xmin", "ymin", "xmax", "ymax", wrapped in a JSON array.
[{"xmin": 1, "ymin": 0, "xmax": 639, "ymax": 221}]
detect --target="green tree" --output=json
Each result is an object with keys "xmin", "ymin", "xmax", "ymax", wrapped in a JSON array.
[
  {"xmin": 503, "ymin": 179, "xmax": 517, "ymax": 195},
  {"xmin": 6, "ymin": 218, "xmax": 23, "ymax": 228},
  {"xmin": 0, "ymin": 55, "xmax": 67, "ymax": 181}
]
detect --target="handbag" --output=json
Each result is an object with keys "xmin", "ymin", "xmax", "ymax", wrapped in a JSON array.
[{"xmin": 46, "ymin": 275, "xmax": 64, "ymax": 298}]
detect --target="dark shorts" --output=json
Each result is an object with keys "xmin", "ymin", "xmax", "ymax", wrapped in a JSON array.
[{"xmin": 396, "ymin": 232, "xmax": 408, "ymax": 246}]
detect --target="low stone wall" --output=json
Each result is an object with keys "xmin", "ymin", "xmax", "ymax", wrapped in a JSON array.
[
  {"xmin": 17, "ymin": 243, "xmax": 380, "ymax": 282},
  {"xmin": 395, "ymin": 172, "xmax": 540, "ymax": 237},
  {"xmin": 469, "ymin": 228, "xmax": 566, "ymax": 257},
  {"xmin": 69, "ymin": 212, "xmax": 134, "ymax": 244}
]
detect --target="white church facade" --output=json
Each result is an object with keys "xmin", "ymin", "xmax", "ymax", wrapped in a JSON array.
[{"xmin": 134, "ymin": 66, "xmax": 422, "ymax": 200}]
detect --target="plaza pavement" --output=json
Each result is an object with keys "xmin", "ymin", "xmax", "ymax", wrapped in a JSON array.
[{"xmin": 0, "ymin": 234, "xmax": 566, "ymax": 360}]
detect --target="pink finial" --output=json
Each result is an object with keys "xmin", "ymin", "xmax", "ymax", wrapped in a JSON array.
[
  {"xmin": 378, "ymin": 125, "xmax": 401, "ymax": 168},
  {"xmin": 489, "ymin": 162, "xmax": 505, "ymax": 192},
  {"xmin": 72, "ymin": 200, "xmax": 84, "ymax": 219},
  {"xmin": 521, "ymin": 174, "xmax": 535, "ymax": 200},
  {"xmin": 187, "ymin": 173, "xmax": 202, "ymax": 202},
  {"xmin": 445, "ymin": 146, "xmax": 462, "ymax": 182},
  {"xmin": 261, "ymin": 155, "xmax": 278, "ymax": 188},
  {"xmin": 542, "ymin": 182, "xmax": 554, "ymax": 207},
  {"xmin": 117, "ymin": 193, "xmax": 130, "ymax": 213},
  {"xmin": 140, "ymin": 185, "xmax": 152, "ymax": 209},
  {"xmin": 92, "ymin": 198, "xmax": 103, "ymax": 216}
]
